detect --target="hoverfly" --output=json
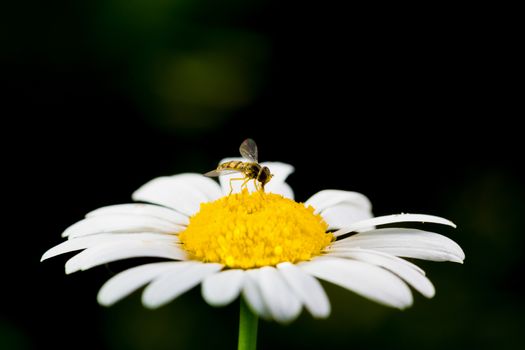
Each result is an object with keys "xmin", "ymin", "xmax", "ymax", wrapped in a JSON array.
[{"xmin": 204, "ymin": 138, "xmax": 273, "ymax": 193}]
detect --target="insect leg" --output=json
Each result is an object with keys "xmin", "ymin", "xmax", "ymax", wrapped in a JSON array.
[
  {"xmin": 228, "ymin": 177, "xmax": 245, "ymax": 195},
  {"xmin": 254, "ymin": 179, "xmax": 265, "ymax": 199},
  {"xmin": 240, "ymin": 177, "xmax": 251, "ymax": 191}
]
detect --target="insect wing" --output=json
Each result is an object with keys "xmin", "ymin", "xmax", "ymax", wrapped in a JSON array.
[
  {"xmin": 239, "ymin": 138, "xmax": 258, "ymax": 162},
  {"xmin": 204, "ymin": 169, "xmax": 240, "ymax": 177}
]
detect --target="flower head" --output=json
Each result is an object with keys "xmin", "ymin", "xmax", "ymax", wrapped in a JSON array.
[{"xmin": 42, "ymin": 160, "xmax": 464, "ymax": 323}]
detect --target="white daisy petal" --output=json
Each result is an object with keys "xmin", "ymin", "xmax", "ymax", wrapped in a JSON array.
[
  {"xmin": 65, "ymin": 240, "xmax": 187, "ymax": 274},
  {"xmin": 142, "ymin": 262, "xmax": 222, "ymax": 309},
  {"xmin": 41, "ymin": 233, "xmax": 177, "ymax": 261},
  {"xmin": 263, "ymin": 162, "xmax": 295, "ymax": 199},
  {"xmin": 242, "ymin": 269, "xmax": 271, "ymax": 320},
  {"xmin": 326, "ymin": 247, "xmax": 427, "ymax": 275},
  {"xmin": 201, "ymin": 269, "xmax": 245, "ymax": 307},
  {"xmin": 277, "ymin": 262, "xmax": 330, "ymax": 318},
  {"xmin": 320, "ymin": 204, "xmax": 374, "ymax": 231},
  {"xmin": 301, "ymin": 257, "xmax": 413, "ymax": 309},
  {"xmin": 62, "ymin": 214, "xmax": 182, "ymax": 239},
  {"xmin": 256, "ymin": 266, "xmax": 302, "ymax": 323},
  {"xmin": 86, "ymin": 203, "xmax": 189, "ymax": 226},
  {"xmin": 97, "ymin": 261, "xmax": 182, "ymax": 306},
  {"xmin": 263, "ymin": 181, "xmax": 294, "ymax": 199},
  {"xmin": 305, "ymin": 190, "xmax": 372, "ymax": 214},
  {"xmin": 333, "ymin": 213, "xmax": 457, "ymax": 237},
  {"xmin": 132, "ymin": 173, "xmax": 218, "ymax": 216},
  {"xmin": 333, "ymin": 228, "xmax": 465, "ymax": 263},
  {"xmin": 325, "ymin": 248, "xmax": 435, "ymax": 298},
  {"xmin": 171, "ymin": 174, "xmax": 223, "ymax": 201},
  {"xmin": 304, "ymin": 190, "xmax": 373, "ymax": 230},
  {"xmin": 366, "ymin": 247, "xmax": 464, "ymax": 263}
]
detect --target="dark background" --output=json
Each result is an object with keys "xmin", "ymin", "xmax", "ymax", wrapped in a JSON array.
[{"xmin": 2, "ymin": 1, "xmax": 523, "ymax": 349}]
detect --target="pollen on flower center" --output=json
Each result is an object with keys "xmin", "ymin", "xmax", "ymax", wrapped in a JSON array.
[{"xmin": 178, "ymin": 190, "xmax": 332, "ymax": 269}]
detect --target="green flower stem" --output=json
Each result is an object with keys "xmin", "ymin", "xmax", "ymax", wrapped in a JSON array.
[{"xmin": 238, "ymin": 298, "xmax": 258, "ymax": 350}]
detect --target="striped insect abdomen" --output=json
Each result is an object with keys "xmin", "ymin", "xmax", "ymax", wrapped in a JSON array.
[{"xmin": 218, "ymin": 161, "xmax": 246, "ymax": 171}]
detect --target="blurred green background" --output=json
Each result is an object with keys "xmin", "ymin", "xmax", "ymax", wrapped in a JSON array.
[{"xmin": 2, "ymin": 1, "xmax": 523, "ymax": 349}]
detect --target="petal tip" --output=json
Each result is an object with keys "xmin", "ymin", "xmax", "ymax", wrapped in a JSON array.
[
  {"xmin": 451, "ymin": 250, "xmax": 465, "ymax": 264},
  {"xmin": 421, "ymin": 283, "xmax": 436, "ymax": 299},
  {"xmin": 141, "ymin": 298, "xmax": 162, "ymax": 310},
  {"xmin": 65, "ymin": 260, "xmax": 80, "ymax": 274},
  {"xmin": 312, "ymin": 308, "xmax": 331, "ymax": 319},
  {"xmin": 97, "ymin": 295, "xmax": 113, "ymax": 307}
]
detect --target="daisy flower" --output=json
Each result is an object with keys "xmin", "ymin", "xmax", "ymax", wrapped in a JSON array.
[{"xmin": 42, "ymin": 153, "xmax": 464, "ymax": 349}]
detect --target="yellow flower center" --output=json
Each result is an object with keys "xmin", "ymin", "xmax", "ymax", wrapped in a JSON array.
[{"xmin": 179, "ymin": 190, "xmax": 332, "ymax": 269}]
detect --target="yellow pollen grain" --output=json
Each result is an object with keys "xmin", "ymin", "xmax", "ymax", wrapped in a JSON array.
[{"xmin": 178, "ymin": 190, "xmax": 332, "ymax": 269}]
